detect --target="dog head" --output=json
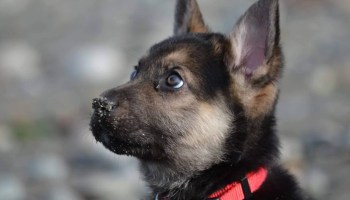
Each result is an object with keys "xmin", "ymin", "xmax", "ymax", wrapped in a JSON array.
[{"xmin": 90, "ymin": 0, "xmax": 281, "ymax": 190}]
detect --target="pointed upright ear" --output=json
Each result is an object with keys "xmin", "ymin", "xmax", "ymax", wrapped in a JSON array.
[
  {"xmin": 174, "ymin": 0, "xmax": 209, "ymax": 35},
  {"xmin": 227, "ymin": 0, "xmax": 282, "ymax": 119},
  {"xmin": 228, "ymin": 0, "xmax": 281, "ymax": 84}
]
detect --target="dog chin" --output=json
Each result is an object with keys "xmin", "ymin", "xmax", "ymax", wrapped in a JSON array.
[
  {"xmin": 98, "ymin": 133, "xmax": 141, "ymax": 156},
  {"xmin": 90, "ymin": 123, "xmax": 164, "ymax": 160}
]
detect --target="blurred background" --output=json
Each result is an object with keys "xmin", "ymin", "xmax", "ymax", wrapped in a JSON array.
[{"xmin": 0, "ymin": 0, "xmax": 349, "ymax": 199}]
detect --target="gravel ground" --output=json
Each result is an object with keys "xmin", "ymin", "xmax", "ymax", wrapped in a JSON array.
[{"xmin": 0, "ymin": 0, "xmax": 349, "ymax": 200}]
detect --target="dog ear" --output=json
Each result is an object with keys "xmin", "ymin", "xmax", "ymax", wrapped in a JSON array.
[
  {"xmin": 228, "ymin": 0, "xmax": 281, "ymax": 84},
  {"xmin": 174, "ymin": 0, "xmax": 209, "ymax": 35},
  {"xmin": 227, "ymin": 0, "xmax": 282, "ymax": 118}
]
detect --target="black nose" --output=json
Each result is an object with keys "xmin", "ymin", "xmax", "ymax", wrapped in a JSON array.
[{"xmin": 92, "ymin": 97, "xmax": 117, "ymax": 117}]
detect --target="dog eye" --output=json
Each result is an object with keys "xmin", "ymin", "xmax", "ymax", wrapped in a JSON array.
[
  {"xmin": 166, "ymin": 73, "xmax": 184, "ymax": 89},
  {"xmin": 130, "ymin": 69, "xmax": 138, "ymax": 80}
]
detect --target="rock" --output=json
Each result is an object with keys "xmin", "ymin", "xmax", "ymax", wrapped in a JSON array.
[
  {"xmin": 68, "ymin": 46, "xmax": 126, "ymax": 84},
  {"xmin": 0, "ymin": 42, "xmax": 41, "ymax": 82},
  {"xmin": 346, "ymin": 126, "xmax": 350, "ymax": 148},
  {"xmin": 0, "ymin": 124, "xmax": 16, "ymax": 153},
  {"xmin": 0, "ymin": 0, "xmax": 29, "ymax": 15},
  {"xmin": 301, "ymin": 168, "xmax": 330, "ymax": 199},
  {"xmin": 310, "ymin": 66, "xmax": 338, "ymax": 96},
  {"xmin": 41, "ymin": 186, "xmax": 82, "ymax": 200},
  {"xmin": 73, "ymin": 172, "xmax": 146, "ymax": 200},
  {"xmin": 26, "ymin": 153, "xmax": 69, "ymax": 182},
  {"xmin": 0, "ymin": 174, "xmax": 26, "ymax": 200},
  {"xmin": 280, "ymin": 137, "xmax": 304, "ymax": 178}
]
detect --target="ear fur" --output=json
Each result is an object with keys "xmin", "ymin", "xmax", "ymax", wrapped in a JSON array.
[
  {"xmin": 228, "ymin": 0, "xmax": 281, "ymax": 84},
  {"xmin": 174, "ymin": 0, "xmax": 209, "ymax": 35},
  {"xmin": 228, "ymin": 0, "xmax": 282, "ymax": 119}
]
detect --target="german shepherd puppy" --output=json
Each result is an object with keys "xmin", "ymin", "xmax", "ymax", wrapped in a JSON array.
[{"xmin": 90, "ymin": 0, "xmax": 307, "ymax": 199}]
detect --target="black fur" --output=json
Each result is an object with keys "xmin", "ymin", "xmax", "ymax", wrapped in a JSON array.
[{"xmin": 90, "ymin": 0, "xmax": 308, "ymax": 199}]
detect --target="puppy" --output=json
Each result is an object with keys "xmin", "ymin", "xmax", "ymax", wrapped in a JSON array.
[{"xmin": 90, "ymin": 0, "xmax": 308, "ymax": 199}]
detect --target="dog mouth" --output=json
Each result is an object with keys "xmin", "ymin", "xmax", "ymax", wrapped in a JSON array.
[
  {"xmin": 90, "ymin": 115, "xmax": 165, "ymax": 160},
  {"xmin": 97, "ymin": 131, "xmax": 146, "ymax": 157}
]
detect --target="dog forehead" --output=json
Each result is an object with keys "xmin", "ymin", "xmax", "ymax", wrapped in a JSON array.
[{"xmin": 140, "ymin": 34, "xmax": 226, "ymax": 69}]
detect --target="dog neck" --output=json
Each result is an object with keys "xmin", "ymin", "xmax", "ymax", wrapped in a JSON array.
[
  {"xmin": 141, "ymin": 113, "xmax": 279, "ymax": 199},
  {"xmin": 140, "ymin": 160, "xmax": 195, "ymax": 193},
  {"xmin": 207, "ymin": 167, "xmax": 268, "ymax": 200},
  {"xmin": 154, "ymin": 167, "xmax": 268, "ymax": 200}
]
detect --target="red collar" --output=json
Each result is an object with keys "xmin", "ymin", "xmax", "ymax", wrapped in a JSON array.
[
  {"xmin": 155, "ymin": 167, "xmax": 268, "ymax": 200},
  {"xmin": 208, "ymin": 167, "xmax": 268, "ymax": 200}
]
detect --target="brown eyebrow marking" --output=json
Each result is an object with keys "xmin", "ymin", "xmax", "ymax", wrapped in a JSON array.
[{"xmin": 164, "ymin": 50, "xmax": 188, "ymax": 64}]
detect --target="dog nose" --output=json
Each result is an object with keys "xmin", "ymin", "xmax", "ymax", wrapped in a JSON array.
[{"xmin": 92, "ymin": 97, "xmax": 117, "ymax": 117}]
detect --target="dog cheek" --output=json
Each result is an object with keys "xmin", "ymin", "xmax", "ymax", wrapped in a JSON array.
[{"xmin": 173, "ymin": 101, "xmax": 233, "ymax": 171}]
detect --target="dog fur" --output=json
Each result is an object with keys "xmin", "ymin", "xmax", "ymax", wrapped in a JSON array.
[{"xmin": 90, "ymin": 0, "xmax": 308, "ymax": 199}]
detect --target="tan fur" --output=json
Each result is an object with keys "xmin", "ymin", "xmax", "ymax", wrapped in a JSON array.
[
  {"xmin": 230, "ymin": 18, "xmax": 249, "ymax": 67},
  {"xmin": 175, "ymin": 0, "xmax": 208, "ymax": 35},
  {"xmin": 190, "ymin": 17, "xmax": 208, "ymax": 33},
  {"xmin": 248, "ymin": 83, "xmax": 277, "ymax": 118},
  {"xmin": 165, "ymin": 50, "xmax": 188, "ymax": 63},
  {"xmin": 251, "ymin": 63, "xmax": 271, "ymax": 80},
  {"xmin": 186, "ymin": 0, "xmax": 208, "ymax": 33},
  {"xmin": 231, "ymin": 62, "xmax": 278, "ymax": 119},
  {"xmin": 91, "ymin": 0, "xmax": 291, "ymax": 198},
  {"xmin": 176, "ymin": 100, "xmax": 232, "ymax": 171}
]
